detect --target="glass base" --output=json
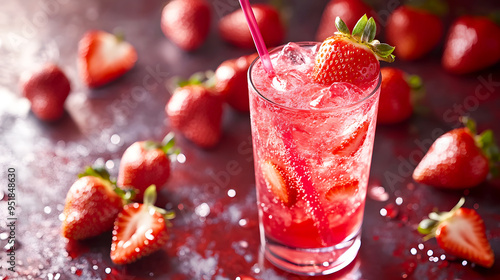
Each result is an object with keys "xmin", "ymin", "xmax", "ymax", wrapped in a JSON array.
[{"xmin": 262, "ymin": 230, "xmax": 361, "ymax": 276}]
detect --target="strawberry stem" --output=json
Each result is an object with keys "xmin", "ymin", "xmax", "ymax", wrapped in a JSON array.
[
  {"xmin": 418, "ymin": 197, "xmax": 465, "ymax": 241},
  {"xmin": 161, "ymin": 132, "xmax": 180, "ymax": 156},
  {"xmin": 143, "ymin": 185, "xmax": 158, "ymax": 206},
  {"xmin": 143, "ymin": 185, "xmax": 176, "ymax": 220}
]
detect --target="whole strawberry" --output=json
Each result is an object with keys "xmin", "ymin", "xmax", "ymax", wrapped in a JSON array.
[
  {"xmin": 215, "ymin": 53, "xmax": 258, "ymax": 112},
  {"xmin": 111, "ymin": 185, "xmax": 174, "ymax": 265},
  {"xmin": 20, "ymin": 63, "xmax": 71, "ymax": 121},
  {"xmin": 313, "ymin": 15, "xmax": 395, "ymax": 89},
  {"xmin": 418, "ymin": 198, "xmax": 494, "ymax": 268},
  {"xmin": 78, "ymin": 30, "xmax": 137, "ymax": 88},
  {"xmin": 62, "ymin": 167, "xmax": 129, "ymax": 240},
  {"xmin": 316, "ymin": 0, "xmax": 378, "ymax": 41},
  {"xmin": 161, "ymin": 0, "xmax": 211, "ymax": 51},
  {"xmin": 219, "ymin": 4, "xmax": 285, "ymax": 49},
  {"xmin": 117, "ymin": 133, "xmax": 178, "ymax": 201},
  {"xmin": 166, "ymin": 79, "xmax": 224, "ymax": 148},
  {"xmin": 442, "ymin": 16, "xmax": 500, "ymax": 74},
  {"xmin": 377, "ymin": 67, "xmax": 420, "ymax": 124},
  {"xmin": 386, "ymin": 5, "xmax": 443, "ymax": 61},
  {"xmin": 413, "ymin": 118, "xmax": 499, "ymax": 189}
]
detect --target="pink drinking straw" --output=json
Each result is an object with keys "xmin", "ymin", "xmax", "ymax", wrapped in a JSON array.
[
  {"xmin": 238, "ymin": 0, "xmax": 274, "ymax": 75},
  {"xmin": 238, "ymin": 0, "xmax": 332, "ymax": 246}
]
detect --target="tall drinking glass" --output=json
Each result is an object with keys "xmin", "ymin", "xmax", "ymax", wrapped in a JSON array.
[{"xmin": 248, "ymin": 42, "xmax": 381, "ymax": 275}]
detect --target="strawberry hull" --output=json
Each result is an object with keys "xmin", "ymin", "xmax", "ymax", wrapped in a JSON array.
[{"xmin": 248, "ymin": 43, "xmax": 380, "ymax": 275}]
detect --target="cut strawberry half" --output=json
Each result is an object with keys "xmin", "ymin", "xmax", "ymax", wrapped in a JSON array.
[
  {"xmin": 418, "ymin": 198, "xmax": 495, "ymax": 268},
  {"xmin": 325, "ymin": 179, "xmax": 359, "ymax": 201},
  {"xmin": 110, "ymin": 185, "xmax": 174, "ymax": 265},
  {"xmin": 78, "ymin": 30, "xmax": 137, "ymax": 88},
  {"xmin": 332, "ymin": 120, "xmax": 370, "ymax": 156},
  {"xmin": 261, "ymin": 160, "xmax": 297, "ymax": 207}
]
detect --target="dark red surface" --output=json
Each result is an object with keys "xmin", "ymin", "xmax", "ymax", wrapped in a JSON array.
[{"xmin": 1, "ymin": 0, "xmax": 500, "ymax": 279}]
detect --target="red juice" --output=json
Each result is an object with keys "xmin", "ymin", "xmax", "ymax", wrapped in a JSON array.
[{"xmin": 248, "ymin": 42, "xmax": 380, "ymax": 275}]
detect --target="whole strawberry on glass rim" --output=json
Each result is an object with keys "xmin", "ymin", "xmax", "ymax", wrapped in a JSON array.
[{"xmin": 313, "ymin": 14, "xmax": 395, "ymax": 89}]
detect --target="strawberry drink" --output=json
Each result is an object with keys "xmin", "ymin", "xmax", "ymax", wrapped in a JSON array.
[{"xmin": 248, "ymin": 16, "xmax": 394, "ymax": 275}]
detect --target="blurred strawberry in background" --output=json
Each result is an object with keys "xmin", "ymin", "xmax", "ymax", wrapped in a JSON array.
[
  {"xmin": 161, "ymin": 0, "xmax": 212, "ymax": 51},
  {"xmin": 386, "ymin": 4, "xmax": 444, "ymax": 60},
  {"xmin": 215, "ymin": 53, "xmax": 258, "ymax": 112},
  {"xmin": 442, "ymin": 15, "xmax": 500, "ymax": 74},
  {"xmin": 218, "ymin": 4, "xmax": 285, "ymax": 49},
  {"xmin": 377, "ymin": 67, "xmax": 420, "ymax": 124},
  {"xmin": 316, "ymin": 0, "xmax": 378, "ymax": 41},
  {"xmin": 20, "ymin": 63, "xmax": 71, "ymax": 121}
]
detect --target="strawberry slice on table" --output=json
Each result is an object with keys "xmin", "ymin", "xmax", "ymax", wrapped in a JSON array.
[
  {"xmin": 218, "ymin": 4, "xmax": 285, "ymax": 49},
  {"xmin": 418, "ymin": 198, "xmax": 495, "ymax": 268},
  {"xmin": 117, "ymin": 133, "xmax": 179, "ymax": 202},
  {"xmin": 377, "ymin": 67, "xmax": 422, "ymax": 124},
  {"xmin": 313, "ymin": 15, "xmax": 395, "ymax": 89},
  {"xmin": 20, "ymin": 63, "xmax": 71, "ymax": 121},
  {"xmin": 215, "ymin": 53, "xmax": 258, "ymax": 112},
  {"xmin": 442, "ymin": 16, "xmax": 500, "ymax": 74},
  {"xmin": 332, "ymin": 120, "xmax": 370, "ymax": 156},
  {"xmin": 111, "ymin": 185, "xmax": 174, "ymax": 265},
  {"xmin": 78, "ymin": 30, "xmax": 137, "ymax": 88},
  {"xmin": 316, "ymin": 0, "xmax": 378, "ymax": 41},
  {"xmin": 62, "ymin": 166, "xmax": 131, "ymax": 240},
  {"xmin": 161, "ymin": 0, "xmax": 211, "ymax": 51},
  {"xmin": 413, "ymin": 118, "xmax": 500, "ymax": 189},
  {"xmin": 386, "ymin": 5, "xmax": 444, "ymax": 61},
  {"xmin": 261, "ymin": 160, "xmax": 297, "ymax": 207},
  {"xmin": 166, "ymin": 74, "xmax": 224, "ymax": 148}
]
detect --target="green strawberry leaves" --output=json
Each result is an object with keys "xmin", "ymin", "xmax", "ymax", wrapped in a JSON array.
[
  {"xmin": 462, "ymin": 117, "xmax": 500, "ymax": 176},
  {"xmin": 142, "ymin": 132, "xmax": 181, "ymax": 158},
  {"xmin": 79, "ymin": 165, "xmax": 135, "ymax": 202},
  {"xmin": 335, "ymin": 14, "xmax": 395, "ymax": 63},
  {"xmin": 143, "ymin": 185, "xmax": 176, "ymax": 221},
  {"xmin": 418, "ymin": 197, "xmax": 465, "ymax": 240}
]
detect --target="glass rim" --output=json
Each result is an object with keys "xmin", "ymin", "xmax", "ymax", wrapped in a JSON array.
[{"xmin": 248, "ymin": 41, "xmax": 382, "ymax": 113}]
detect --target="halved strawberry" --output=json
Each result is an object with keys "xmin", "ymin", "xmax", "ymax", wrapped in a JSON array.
[
  {"xmin": 261, "ymin": 160, "xmax": 297, "ymax": 207},
  {"xmin": 418, "ymin": 198, "xmax": 494, "ymax": 268},
  {"xmin": 313, "ymin": 15, "xmax": 395, "ymax": 88},
  {"xmin": 78, "ymin": 30, "xmax": 137, "ymax": 88},
  {"xmin": 332, "ymin": 120, "xmax": 369, "ymax": 156},
  {"xmin": 111, "ymin": 185, "xmax": 174, "ymax": 265},
  {"xmin": 325, "ymin": 179, "xmax": 359, "ymax": 201}
]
